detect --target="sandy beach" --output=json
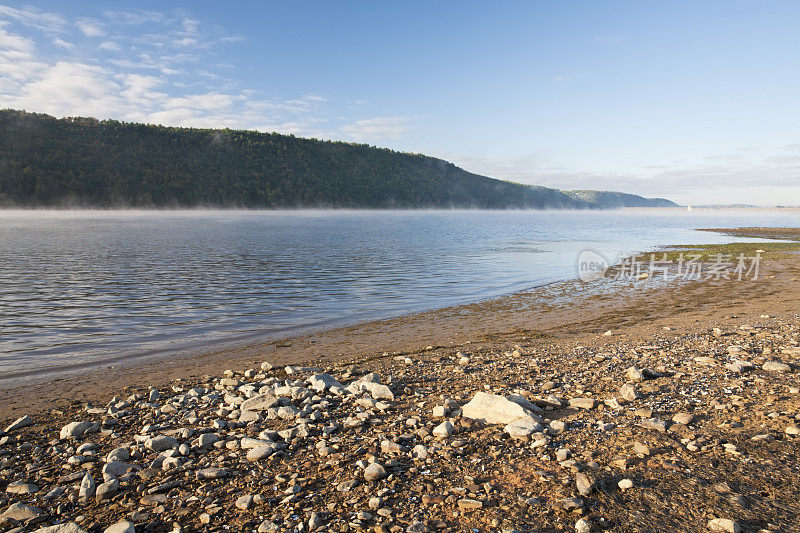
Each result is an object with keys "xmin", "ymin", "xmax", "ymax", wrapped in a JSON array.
[{"xmin": 1, "ymin": 228, "xmax": 799, "ymax": 532}]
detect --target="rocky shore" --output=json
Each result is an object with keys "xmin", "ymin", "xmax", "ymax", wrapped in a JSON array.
[
  {"xmin": 2, "ymin": 315, "xmax": 800, "ymax": 533},
  {"xmin": 1, "ymin": 229, "xmax": 799, "ymax": 533}
]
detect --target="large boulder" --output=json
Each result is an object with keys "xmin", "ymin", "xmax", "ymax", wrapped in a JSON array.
[{"xmin": 462, "ymin": 392, "xmax": 542, "ymax": 425}]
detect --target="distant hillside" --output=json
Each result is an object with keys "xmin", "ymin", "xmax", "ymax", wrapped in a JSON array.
[
  {"xmin": 0, "ymin": 110, "xmax": 673, "ymax": 209},
  {"xmin": 566, "ymin": 190, "xmax": 678, "ymax": 208}
]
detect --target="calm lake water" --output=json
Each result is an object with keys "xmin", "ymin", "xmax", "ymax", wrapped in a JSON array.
[{"xmin": 1, "ymin": 209, "xmax": 798, "ymax": 380}]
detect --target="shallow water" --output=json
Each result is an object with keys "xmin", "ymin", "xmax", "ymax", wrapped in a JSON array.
[{"xmin": 1, "ymin": 208, "xmax": 797, "ymax": 378}]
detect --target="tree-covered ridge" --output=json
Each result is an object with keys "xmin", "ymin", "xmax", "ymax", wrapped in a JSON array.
[
  {"xmin": 0, "ymin": 110, "xmax": 676, "ymax": 209},
  {"xmin": 565, "ymin": 189, "xmax": 676, "ymax": 208}
]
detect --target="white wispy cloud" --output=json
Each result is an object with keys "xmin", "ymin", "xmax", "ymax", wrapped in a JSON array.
[
  {"xmin": 340, "ymin": 116, "xmax": 412, "ymax": 142},
  {"xmin": 0, "ymin": 5, "xmax": 65, "ymax": 33},
  {"xmin": 76, "ymin": 17, "xmax": 106, "ymax": 37}
]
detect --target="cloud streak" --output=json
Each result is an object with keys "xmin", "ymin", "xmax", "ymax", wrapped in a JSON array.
[{"xmin": 0, "ymin": 4, "xmax": 413, "ymax": 145}]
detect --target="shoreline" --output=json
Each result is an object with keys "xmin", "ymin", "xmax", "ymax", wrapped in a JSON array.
[{"xmin": 2, "ymin": 228, "xmax": 798, "ymax": 421}]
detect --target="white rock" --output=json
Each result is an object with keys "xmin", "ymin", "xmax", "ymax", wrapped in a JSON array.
[
  {"xmin": 241, "ymin": 392, "xmax": 280, "ymax": 411},
  {"xmin": 619, "ymin": 383, "xmax": 639, "ymax": 402},
  {"xmin": 462, "ymin": 391, "xmax": 541, "ymax": 425},
  {"xmin": 241, "ymin": 437, "xmax": 273, "ymax": 449},
  {"xmin": 575, "ymin": 518, "xmax": 591, "ymax": 533},
  {"xmin": 308, "ymin": 373, "xmax": 343, "ymax": 392},
  {"xmin": 707, "ymin": 518, "xmax": 741, "ymax": 533},
  {"xmin": 247, "ymin": 445, "xmax": 278, "ymax": 461},
  {"xmin": 762, "ymin": 361, "xmax": 791, "ymax": 372},
  {"xmin": 432, "ymin": 420, "xmax": 455, "ymax": 438},
  {"xmin": 504, "ymin": 418, "xmax": 543, "ymax": 438},
  {"xmin": 235, "ymin": 494, "xmax": 254, "ymax": 510},
  {"xmin": 60, "ymin": 420, "xmax": 94, "ymax": 439},
  {"xmin": 411, "ymin": 444, "xmax": 428, "ymax": 460},
  {"xmin": 103, "ymin": 521, "xmax": 136, "ymax": 533}
]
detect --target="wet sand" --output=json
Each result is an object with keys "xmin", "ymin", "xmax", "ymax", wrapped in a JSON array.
[{"xmin": 2, "ymin": 228, "xmax": 798, "ymax": 421}]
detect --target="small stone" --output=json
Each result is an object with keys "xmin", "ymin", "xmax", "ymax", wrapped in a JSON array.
[
  {"xmin": 246, "ymin": 445, "xmax": 277, "ymax": 461},
  {"xmin": 575, "ymin": 518, "xmax": 591, "ymax": 533},
  {"xmin": 619, "ymin": 383, "xmax": 639, "ymax": 402},
  {"xmin": 95, "ymin": 479, "xmax": 119, "ymax": 502},
  {"xmin": 637, "ymin": 418, "xmax": 668, "ymax": 433},
  {"xmin": 258, "ymin": 520, "xmax": 279, "ymax": 533},
  {"xmin": 196, "ymin": 467, "xmax": 230, "ymax": 481},
  {"xmin": 785, "ymin": 426, "xmax": 800, "ymax": 436},
  {"xmin": 707, "ymin": 518, "xmax": 741, "ymax": 533},
  {"xmin": 236, "ymin": 494, "xmax": 254, "ymax": 510},
  {"xmin": 411, "ymin": 444, "xmax": 428, "ymax": 460},
  {"xmin": 60, "ymin": 420, "xmax": 93, "ymax": 439},
  {"xmin": 432, "ymin": 420, "xmax": 454, "ymax": 438},
  {"xmin": 672, "ymin": 412, "xmax": 694, "ymax": 425},
  {"xmin": 79, "ymin": 472, "xmax": 96, "ymax": 502},
  {"xmin": 364, "ymin": 463, "xmax": 387, "ymax": 482},
  {"xmin": 575, "ymin": 473, "xmax": 594, "ymax": 496},
  {"xmin": 505, "ymin": 418, "xmax": 543, "ymax": 438},
  {"xmin": 4, "ymin": 414, "xmax": 34, "ymax": 432},
  {"xmin": 461, "ymin": 391, "xmax": 541, "ymax": 425},
  {"xmin": 457, "ymin": 498, "xmax": 483, "ymax": 510},
  {"xmin": 618, "ymin": 478, "xmax": 634, "ymax": 491},
  {"xmin": 556, "ymin": 448, "xmax": 571, "ymax": 462},
  {"xmin": 33, "ymin": 524, "xmax": 87, "ymax": 533},
  {"xmin": 1, "ymin": 502, "xmax": 44, "ymax": 522},
  {"xmin": 145, "ymin": 434, "xmax": 177, "ymax": 452},
  {"xmin": 103, "ymin": 521, "xmax": 136, "ymax": 533},
  {"xmin": 633, "ymin": 441, "xmax": 650, "ymax": 456},
  {"xmin": 626, "ymin": 367, "xmax": 645, "ymax": 382},
  {"xmin": 762, "ymin": 361, "xmax": 790, "ymax": 372},
  {"xmin": 308, "ymin": 511, "xmax": 324, "ymax": 530},
  {"xmin": 568, "ymin": 398, "xmax": 596, "ymax": 410},
  {"xmin": 5, "ymin": 481, "xmax": 38, "ymax": 494}
]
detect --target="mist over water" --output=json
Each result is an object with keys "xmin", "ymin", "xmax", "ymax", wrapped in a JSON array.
[{"xmin": 1, "ymin": 208, "xmax": 798, "ymax": 379}]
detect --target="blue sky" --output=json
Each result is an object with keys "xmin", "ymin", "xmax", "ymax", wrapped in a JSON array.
[{"xmin": 1, "ymin": 1, "xmax": 799, "ymax": 205}]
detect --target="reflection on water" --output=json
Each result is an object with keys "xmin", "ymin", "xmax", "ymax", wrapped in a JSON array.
[{"xmin": 0, "ymin": 208, "xmax": 797, "ymax": 377}]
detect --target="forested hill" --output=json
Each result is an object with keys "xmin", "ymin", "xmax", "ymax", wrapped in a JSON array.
[
  {"xmin": 565, "ymin": 190, "xmax": 677, "ymax": 208},
  {"xmin": 0, "ymin": 110, "xmax": 676, "ymax": 209}
]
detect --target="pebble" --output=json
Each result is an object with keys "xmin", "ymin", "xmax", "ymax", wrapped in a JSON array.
[
  {"xmin": 707, "ymin": 518, "xmax": 741, "ymax": 533},
  {"xmin": 618, "ymin": 478, "xmax": 634, "ymax": 491},
  {"xmin": 103, "ymin": 521, "xmax": 136, "ymax": 533},
  {"xmin": 364, "ymin": 462, "xmax": 387, "ymax": 482},
  {"xmin": 4, "ymin": 414, "xmax": 34, "ymax": 432},
  {"xmin": 432, "ymin": 420, "xmax": 454, "ymax": 437}
]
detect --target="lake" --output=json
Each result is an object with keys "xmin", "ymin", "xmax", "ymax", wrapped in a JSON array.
[{"xmin": 1, "ymin": 208, "xmax": 798, "ymax": 381}]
